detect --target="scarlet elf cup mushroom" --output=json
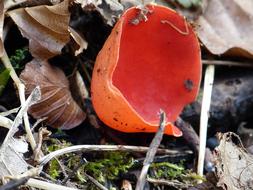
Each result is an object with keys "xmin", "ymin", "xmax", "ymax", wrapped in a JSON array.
[{"xmin": 91, "ymin": 5, "xmax": 201, "ymax": 137}]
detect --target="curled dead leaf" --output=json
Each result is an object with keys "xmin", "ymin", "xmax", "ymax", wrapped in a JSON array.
[
  {"xmin": 68, "ymin": 26, "xmax": 88, "ymax": 56},
  {"xmin": 8, "ymin": 0, "xmax": 70, "ymax": 60},
  {"xmin": 215, "ymin": 132, "xmax": 253, "ymax": 190},
  {"xmin": 196, "ymin": 0, "xmax": 253, "ymax": 58},
  {"xmin": 20, "ymin": 59, "xmax": 86, "ymax": 129}
]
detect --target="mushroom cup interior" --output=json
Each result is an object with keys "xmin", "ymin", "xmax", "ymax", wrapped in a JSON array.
[{"xmin": 112, "ymin": 6, "xmax": 201, "ymax": 124}]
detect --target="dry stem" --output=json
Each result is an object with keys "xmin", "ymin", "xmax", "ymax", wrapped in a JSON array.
[
  {"xmin": 38, "ymin": 144, "xmax": 187, "ymax": 167},
  {"xmin": 197, "ymin": 65, "xmax": 215, "ymax": 177},
  {"xmin": 135, "ymin": 111, "xmax": 166, "ymax": 190},
  {"xmin": 26, "ymin": 178, "xmax": 79, "ymax": 190},
  {"xmin": 0, "ymin": 49, "xmax": 37, "ymax": 150}
]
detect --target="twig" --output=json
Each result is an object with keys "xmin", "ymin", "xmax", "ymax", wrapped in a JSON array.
[
  {"xmin": 135, "ymin": 111, "xmax": 166, "ymax": 190},
  {"xmin": 197, "ymin": 65, "xmax": 215, "ymax": 177},
  {"xmin": 0, "ymin": 177, "xmax": 29, "ymax": 190},
  {"xmin": 0, "ymin": 87, "xmax": 41, "ymax": 155},
  {"xmin": 137, "ymin": 149, "xmax": 193, "ymax": 163},
  {"xmin": 0, "ymin": 49, "xmax": 37, "ymax": 150},
  {"xmin": 26, "ymin": 178, "xmax": 80, "ymax": 190},
  {"xmin": 84, "ymin": 173, "xmax": 109, "ymax": 190},
  {"xmin": 202, "ymin": 59, "xmax": 253, "ymax": 68},
  {"xmin": 55, "ymin": 157, "xmax": 68, "ymax": 178},
  {"xmin": 0, "ymin": 107, "xmax": 19, "ymax": 117},
  {"xmin": 0, "ymin": 115, "xmax": 13, "ymax": 129},
  {"xmin": 39, "ymin": 144, "xmax": 182, "ymax": 167},
  {"xmin": 147, "ymin": 177, "xmax": 190, "ymax": 189},
  {"xmin": 80, "ymin": 61, "xmax": 91, "ymax": 83},
  {"xmin": 4, "ymin": 167, "xmax": 40, "ymax": 180},
  {"xmin": 34, "ymin": 128, "xmax": 51, "ymax": 161},
  {"xmin": 175, "ymin": 117, "xmax": 214, "ymax": 171},
  {"xmin": 1, "ymin": 167, "xmax": 39, "ymax": 189},
  {"xmin": 62, "ymin": 157, "xmax": 84, "ymax": 184},
  {"xmin": 31, "ymin": 117, "xmax": 47, "ymax": 131}
]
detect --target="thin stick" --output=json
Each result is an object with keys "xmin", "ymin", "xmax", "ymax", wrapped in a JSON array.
[
  {"xmin": 0, "ymin": 49, "xmax": 37, "ymax": 150},
  {"xmin": 0, "ymin": 87, "xmax": 41, "ymax": 155},
  {"xmin": 26, "ymin": 178, "xmax": 79, "ymax": 190},
  {"xmin": 0, "ymin": 107, "xmax": 19, "ymax": 117},
  {"xmin": 197, "ymin": 65, "xmax": 215, "ymax": 177},
  {"xmin": 38, "ymin": 144, "xmax": 185, "ymax": 167},
  {"xmin": 135, "ymin": 111, "xmax": 166, "ymax": 190},
  {"xmin": 0, "ymin": 177, "xmax": 29, "ymax": 190},
  {"xmin": 202, "ymin": 59, "xmax": 253, "ymax": 68},
  {"xmin": 84, "ymin": 173, "xmax": 108, "ymax": 190},
  {"xmin": 147, "ymin": 177, "xmax": 190, "ymax": 189},
  {"xmin": 175, "ymin": 117, "xmax": 214, "ymax": 170},
  {"xmin": 1, "ymin": 49, "xmax": 21, "ymax": 85},
  {"xmin": 31, "ymin": 117, "xmax": 47, "ymax": 131},
  {"xmin": 0, "ymin": 115, "xmax": 13, "ymax": 129},
  {"xmin": 33, "ymin": 128, "xmax": 50, "ymax": 161}
]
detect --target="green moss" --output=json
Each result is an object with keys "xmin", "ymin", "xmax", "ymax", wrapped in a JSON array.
[
  {"xmin": 82, "ymin": 152, "xmax": 134, "ymax": 183},
  {"xmin": 9, "ymin": 47, "xmax": 29, "ymax": 70},
  {"xmin": 0, "ymin": 69, "xmax": 10, "ymax": 96},
  {"xmin": 46, "ymin": 139, "xmax": 72, "ymax": 152},
  {"xmin": 150, "ymin": 161, "xmax": 205, "ymax": 185},
  {"xmin": 151, "ymin": 162, "xmax": 184, "ymax": 179},
  {"xmin": 45, "ymin": 139, "xmax": 134, "ymax": 188},
  {"xmin": 49, "ymin": 159, "xmax": 61, "ymax": 179},
  {"xmin": 45, "ymin": 139, "xmax": 74, "ymax": 180}
]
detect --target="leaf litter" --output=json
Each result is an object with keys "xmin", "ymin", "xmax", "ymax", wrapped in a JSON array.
[
  {"xmin": 215, "ymin": 132, "xmax": 253, "ymax": 190},
  {"xmin": 196, "ymin": 0, "xmax": 253, "ymax": 58},
  {"xmin": 20, "ymin": 60, "xmax": 86, "ymax": 129},
  {"xmin": 0, "ymin": 87, "xmax": 41, "ymax": 178},
  {"xmin": 7, "ymin": 0, "xmax": 70, "ymax": 60}
]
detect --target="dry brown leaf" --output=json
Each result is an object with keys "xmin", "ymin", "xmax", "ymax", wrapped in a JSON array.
[
  {"xmin": 215, "ymin": 132, "xmax": 253, "ymax": 190},
  {"xmin": 196, "ymin": 0, "xmax": 253, "ymax": 58},
  {"xmin": 68, "ymin": 27, "xmax": 88, "ymax": 56},
  {"xmin": 20, "ymin": 59, "xmax": 86, "ymax": 129},
  {"xmin": 8, "ymin": 0, "xmax": 70, "ymax": 60}
]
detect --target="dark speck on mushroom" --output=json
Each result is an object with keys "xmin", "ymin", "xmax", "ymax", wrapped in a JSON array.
[{"xmin": 184, "ymin": 79, "xmax": 194, "ymax": 91}]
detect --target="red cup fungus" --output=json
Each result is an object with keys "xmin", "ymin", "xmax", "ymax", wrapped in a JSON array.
[{"xmin": 91, "ymin": 4, "xmax": 201, "ymax": 137}]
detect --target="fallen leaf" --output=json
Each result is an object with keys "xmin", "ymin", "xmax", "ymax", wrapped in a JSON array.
[
  {"xmin": 8, "ymin": 0, "xmax": 70, "ymax": 60},
  {"xmin": 214, "ymin": 132, "xmax": 253, "ymax": 190},
  {"xmin": 74, "ymin": 0, "xmax": 124, "ymax": 26},
  {"xmin": 0, "ymin": 137, "xmax": 29, "ymax": 177},
  {"xmin": 0, "ymin": 88, "xmax": 41, "ymax": 178},
  {"xmin": 196, "ymin": 0, "xmax": 253, "ymax": 58},
  {"xmin": 68, "ymin": 27, "xmax": 88, "ymax": 56},
  {"xmin": 20, "ymin": 59, "xmax": 86, "ymax": 129}
]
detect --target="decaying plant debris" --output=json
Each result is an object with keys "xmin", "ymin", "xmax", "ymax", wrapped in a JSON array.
[
  {"xmin": 215, "ymin": 132, "xmax": 253, "ymax": 190},
  {"xmin": 0, "ymin": 0, "xmax": 253, "ymax": 190}
]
